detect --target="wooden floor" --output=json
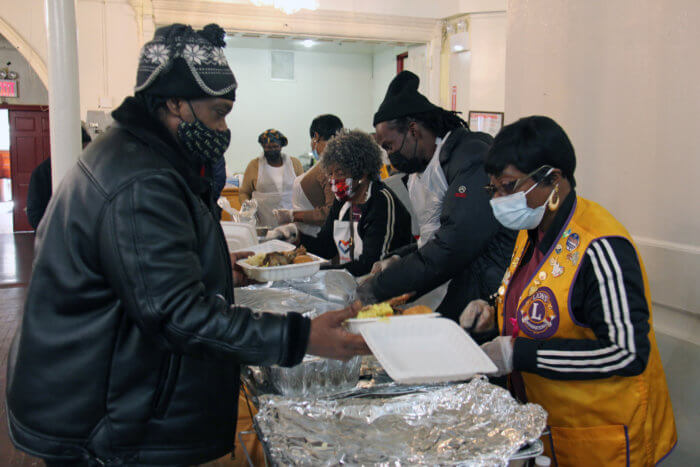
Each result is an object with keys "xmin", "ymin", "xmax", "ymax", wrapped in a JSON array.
[{"xmin": 0, "ymin": 232, "xmax": 257, "ymax": 466}]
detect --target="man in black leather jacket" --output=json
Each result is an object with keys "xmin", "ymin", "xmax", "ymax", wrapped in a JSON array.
[{"xmin": 6, "ymin": 24, "xmax": 367, "ymax": 466}]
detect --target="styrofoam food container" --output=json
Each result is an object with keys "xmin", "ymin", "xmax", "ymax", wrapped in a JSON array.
[
  {"xmin": 235, "ymin": 240, "xmax": 328, "ymax": 282},
  {"xmin": 346, "ymin": 313, "xmax": 440, "ymax": 334},
  {"xmin": 232, "ymin": 239, "xmax": 295, "ymax": 255},
  {"xmin": 358, "ymin": 317, "xmax": 498, "ymax": 384},
  {"xmin": 220, "ymin": 221, "xmax": 258, "ymax": 251}
]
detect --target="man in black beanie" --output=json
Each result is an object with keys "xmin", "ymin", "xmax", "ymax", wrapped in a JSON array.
[
  {"xmin": 358, "ymin": 71, "xmax": 516, "ymax": 330},
  {"xmin": 7, "ymin": 23, "xmax": 367, "ymax": 466}
]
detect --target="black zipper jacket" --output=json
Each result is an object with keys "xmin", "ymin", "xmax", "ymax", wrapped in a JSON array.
[
  {"xmin": 301, "ymin": 180, "xmax": 413, "ymax": 276},
  {"xmin": 365, "ymin": 127, "xmax": 517, "ymax": 321},
  {"xmin": 6, "ymin": 97, "xmax": 309, "ymax": 465}
]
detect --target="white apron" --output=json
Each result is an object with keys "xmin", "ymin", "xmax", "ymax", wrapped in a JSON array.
[
  {"xmin": 407, "ymin": 132, "xmax": 450, "ymax": 248},
  {"xmin": 383, "ymin": 173, "xmax": 420, "ymax": 237},
  {"xmin": 291, "ymin": 172, "xmax": 321, "ymax": 237},
  {"xmin": 333, "ymin": 198, "xmax": 364, "ymax": 264},
  {"xmin": 406, "ymin": 133, "xmax": 451, "ymax": 305},
  {"xmin": 252, "ymin": 154, "xmax": 296, "ymax": 227}
]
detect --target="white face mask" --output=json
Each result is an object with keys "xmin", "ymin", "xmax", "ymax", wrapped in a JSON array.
[{"xmin": 489, "ymin": 169, "xmax": 554, "ymax": 230}]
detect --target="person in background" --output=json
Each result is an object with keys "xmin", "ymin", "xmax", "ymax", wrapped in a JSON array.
[
  {"xmin": 267, "ymin": 130, "xmax": 413, "ymax": 276},
  {"xmin": 239, "ymin": 129, "xmax": 303, "ymax": 226},
  {"xmin": 358, "ymin": 70, "xmax": 516, "ymax": 324},
  {"xmin": 26, "ymin": 125, "xmax": 92, "ymax": 229},
  {"xmin": 469, "ymin": 116, "xmax": 676, "ymax": 465},
  {"xmin": 7, "ymin": 23, "xmax": 368, "ymax": 466},
  {"xmin": 273, "ymin": 114, "xmax": 343, "ymax": 237}
]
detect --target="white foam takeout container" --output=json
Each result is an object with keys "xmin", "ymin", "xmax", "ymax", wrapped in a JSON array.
[
  {"xmin": 345, "ymin": 313, "xmax": 440, "ymax": 334},
  {"xmin": 234, "ymin": 240, "xmax": 327, "ymax": 282},
  {"xmin": 357, "ymin": 317, "xmax": 498, "ymax": 385}
]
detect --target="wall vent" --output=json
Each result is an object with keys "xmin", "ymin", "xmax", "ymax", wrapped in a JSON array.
[{"xmin": 271, "ymin": 51, "xmax": 294, "ymax": 80}]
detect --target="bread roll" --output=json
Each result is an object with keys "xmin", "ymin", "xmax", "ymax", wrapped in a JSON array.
[
  {"xmin": 401, "ymin": 305, "xmax": 432, "ymax": 315},
  {"xmin": 292, "ymin": 255, "xmax": 314, "ymax": 264}
]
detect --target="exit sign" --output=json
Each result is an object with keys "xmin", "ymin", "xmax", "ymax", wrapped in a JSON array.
[{"xmin": 0, "ymin": 80, "xmax": 18, "ymax": 98}]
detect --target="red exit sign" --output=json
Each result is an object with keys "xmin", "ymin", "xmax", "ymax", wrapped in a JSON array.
[{"xmin": 0, "ymin": 80, "xmax": 18, "ymax": 98}]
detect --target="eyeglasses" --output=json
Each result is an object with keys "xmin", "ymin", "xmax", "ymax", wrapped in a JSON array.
[{"xmin": 483, "ymin": 165, "xmax": 554, "ymax": 197}]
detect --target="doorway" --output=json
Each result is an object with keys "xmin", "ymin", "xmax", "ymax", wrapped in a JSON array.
[{"xmin": 0, "ymin": 104, "xmax": 50, "ymax": 232}]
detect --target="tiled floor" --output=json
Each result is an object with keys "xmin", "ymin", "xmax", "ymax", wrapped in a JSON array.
[
  {"xmin": 0, "ymin": 233, "xmax": 34, "ymax": 288},
  {"xmin": 0, "ymin": 201, "xmax": 13, "ymax": 234}
]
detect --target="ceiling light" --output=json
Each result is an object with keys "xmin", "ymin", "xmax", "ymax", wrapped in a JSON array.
[
  {"xmin": 302, "ymin": 39, "xmax": 314, "ymax": 48},
  {"xmin": 250, "ymin": 0, "xmax": 319, "ymax": 14}
]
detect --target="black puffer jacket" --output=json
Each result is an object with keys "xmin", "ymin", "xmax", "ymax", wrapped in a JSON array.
[
  {"xmin": 6, "ymin": 98, "xmax": 309, "ymax": 465},
  {"xmin": 368, "ymin": 127, "xmax": 517, "ymax": 321}
]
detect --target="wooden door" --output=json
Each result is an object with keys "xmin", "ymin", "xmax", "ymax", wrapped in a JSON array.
[{"xmin": 9, "ymin": 108, "xmax": 50, "ymax": 232}]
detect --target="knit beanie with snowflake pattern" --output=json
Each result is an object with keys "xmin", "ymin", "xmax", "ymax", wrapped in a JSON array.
[{"xmin": 135, "ymin": 23, "xmax": 237, "ymax": 101}]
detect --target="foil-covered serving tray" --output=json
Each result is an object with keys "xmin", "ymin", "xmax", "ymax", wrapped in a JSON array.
[
  {"xmin": 237, "ymin": 270, "xmax": 362, "ymax": 397},
  {"xmin": 255, "ymin": 377, "xmax": 547, "ymax": 466},
  {"xmin": 262, "ymin": 355, "xmax": 362, "ymax": 397}
]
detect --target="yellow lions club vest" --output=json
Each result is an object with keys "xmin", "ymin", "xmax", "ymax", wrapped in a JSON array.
[{"xmin": 496, "ymin": 197, "xmax": 676, "ymax": 466}]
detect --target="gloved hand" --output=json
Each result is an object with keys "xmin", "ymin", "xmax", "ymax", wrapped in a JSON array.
[
  {"xmin": 370, "ymin": 255, "xmax": 400, "ymax": 275},
  {"xmin": 459, "ymin": 299, "xmax": 495, "ymax": 332},
  {"xmin": 480, "ymin": 336, "xmax": 514, "ymax": 377},
  {"xmin": 273, "ymin": 209, "xmax": 294, "ymax": 224},
  {"xmin": 266, "ymin": 223, "xmax": 299, "ymax": 243}
]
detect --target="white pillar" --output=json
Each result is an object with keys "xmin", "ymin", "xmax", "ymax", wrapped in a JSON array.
[{"xmin": 45, "ymin": 0, "xmax": 81, "ymax": 192}]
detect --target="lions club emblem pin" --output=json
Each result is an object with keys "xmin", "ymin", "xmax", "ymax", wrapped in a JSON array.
[{"xmin": 517, "ymin": 286, "xmax": 560, "ymax": 339}]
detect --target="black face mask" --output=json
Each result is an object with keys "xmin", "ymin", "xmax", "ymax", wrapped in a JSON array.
[
  {"xmin": 388, "ymin": 131, "xmax": 426, "ymax": 174},
  {"xmin": 264, "ymin": 150, "xmax": 282, "ymax": 163},
  {"xmin": 177, "ymin": 101, "xmax": 231, "ymax": 166}
]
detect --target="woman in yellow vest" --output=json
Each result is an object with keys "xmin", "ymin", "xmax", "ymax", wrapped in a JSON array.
[{"xmin": 463, "ymin": 116, "xmax": 677, "ymax": 466}]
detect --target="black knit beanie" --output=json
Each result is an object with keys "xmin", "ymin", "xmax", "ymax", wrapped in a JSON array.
[
  {"xmin": 135, "ymin": 23, "xmax": 237, "ymax": 101},
  {"xmin": 373, "ymin": 71, "xmax": 438, "ymax": 126}
]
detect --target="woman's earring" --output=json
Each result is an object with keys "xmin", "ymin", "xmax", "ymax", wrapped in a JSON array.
[{"xmin": 548, "ymin": 184, "xmax": 560, "ymax": 211}]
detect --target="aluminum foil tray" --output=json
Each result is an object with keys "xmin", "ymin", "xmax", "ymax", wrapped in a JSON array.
[
  {"xmin": 263, "ymin": 355, "xmax": 362, "ymax": 397},
  {"xmin": 237, "ymin": 270, "xmax": 361, "ymax": 397},
  {"xmin": 255, "ymin": 377, "xmax": 547, "ymax": 466}
]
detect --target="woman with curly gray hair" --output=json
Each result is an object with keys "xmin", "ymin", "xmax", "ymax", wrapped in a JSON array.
[{"xmin": 268, "ymin": 130, "xmax": 413, "ymax": 276}]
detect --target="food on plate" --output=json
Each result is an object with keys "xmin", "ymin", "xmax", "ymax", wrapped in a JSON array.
[
  {"xmin": 357, "ymin": 302, "xmax": 394, "ymax": 319},
  {"xmin": 246, "ymin": 246, "xmax": 311, "ymax": 267},
  {"xmin": 385, "ymin": 293, "xmax": 414, "ymax": 307},
  {"xmin": 401, "ymin": 304, "xmax": 432, "ymax": 315},
  {"xmin": 355, "ymin": 298, "xmax": 432, "ymax": 319},
  {"xmin": 292, "ymin": 254, "xmax": 314, "ymax": 264}
]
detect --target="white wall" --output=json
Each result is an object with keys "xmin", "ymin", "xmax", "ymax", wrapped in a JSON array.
[
  {"xmin": 0, "ymin": 33, "xmax": 48, "ymax": 106},
  {"xmin": 468, "ymin": 12, "xmax": 506, "ymax": 112},
  {"xmin": 449, "ymin": 50, "xmax": 472, "ymax": 114},
  {"xmin": 223, "ymin": 47, "xmax": 375, "ymax": 173},
  {"xmin": 371, "ymin": 46, "xmax": 409, "ymax": 114},
  {"xmin": 0, "ymin": 109, "xmax": 8, "ymax": 150},
  {"xmin": 445, "ymin": 12, "xmax": 507, "ymax": 117},
  {"xmin": 76, "ymin": 0, "xmax": 141, "ymax": 118},
  {"xmin": 504, "ymin": 0, "xmax": 700, "ymax": 342},
  {"xmin": 0, "ymin": 0, "xmax": 48, "ymax": 85}
]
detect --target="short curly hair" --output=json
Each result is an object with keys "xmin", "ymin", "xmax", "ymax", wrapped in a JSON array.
[{"xmin": 321, "ymin": 129, "xmax": 382, "ymax": 181}]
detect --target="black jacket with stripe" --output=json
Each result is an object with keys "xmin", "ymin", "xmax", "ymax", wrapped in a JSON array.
[
  {"xmin": 513, "ymin": 191, "xmax": 651, "ymax": 380},
  {"xmin": 301, "ymin": 180, "xmax": 413, "ymax": 276}
]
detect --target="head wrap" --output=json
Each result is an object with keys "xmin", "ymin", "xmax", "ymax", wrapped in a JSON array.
[
  {"xmin": 373, "ymin": 71, "xmax": 439, "ymax": 126},
  {"xmin": 135, "ymin": 23, "xmax": 237, "ymax": 101},
  {"xmin": 258, "ymin": 129, "xmax": 288, "ymax": 147}
]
